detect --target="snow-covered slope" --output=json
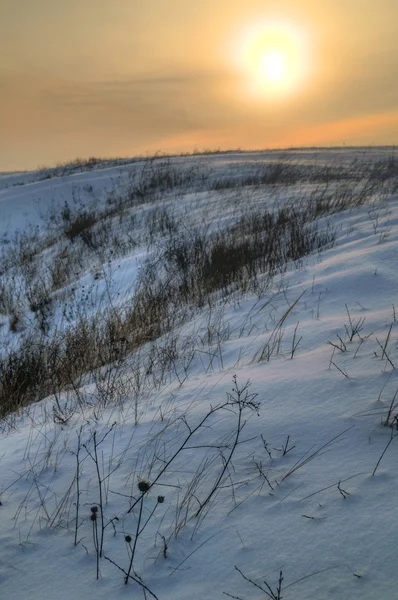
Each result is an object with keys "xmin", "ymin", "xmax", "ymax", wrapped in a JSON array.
[{"xmin": 0, "ymin": 149, "xmax": 397, "ymax": 600}]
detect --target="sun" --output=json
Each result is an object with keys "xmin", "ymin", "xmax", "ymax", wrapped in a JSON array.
[
  {"xmin": 237, "ymin": 21, "xmax": 309, "ymax": 98},
  {"xmin": 261, "ymin": 49, "xmax": 288, "ymax": 84}
]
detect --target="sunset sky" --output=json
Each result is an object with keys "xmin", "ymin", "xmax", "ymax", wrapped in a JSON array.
[{"xmin": 1, "ymin": 0, "xmax": 397, "ymax": 170}]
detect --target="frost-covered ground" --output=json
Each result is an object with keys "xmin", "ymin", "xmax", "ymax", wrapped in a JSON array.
[{"xmin": 0, "ymin": 148, "xmax": 398, "ymax": 600}]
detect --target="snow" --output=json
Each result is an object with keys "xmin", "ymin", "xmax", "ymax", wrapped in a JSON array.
[{"xmin": 0, "ymin": 148, "xmax": 398, "ymax": 600}]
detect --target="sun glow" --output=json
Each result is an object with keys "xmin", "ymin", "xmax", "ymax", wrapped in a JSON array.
[{"xmin": 237, "ymin": 20, "xmax": 309, "ymax": 99}]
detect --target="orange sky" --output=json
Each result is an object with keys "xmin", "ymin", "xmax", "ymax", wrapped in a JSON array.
[{"xmin": 1, "ymin": 0, "xmax": 397, "ymax": 170}]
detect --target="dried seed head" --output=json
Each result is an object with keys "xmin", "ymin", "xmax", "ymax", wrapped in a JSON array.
[
  {"xmin": 157, "ymin": 495, "xmax": 165, "ymax": 504},
  {"xmin": 138, "ymin": 480, "xmax": 150, "ymax": 493},
  {"xmin": 125, "ymin": 535, "xmax": 132, "ymax": 543},
  {"xmin": 90, "ymin": 513, "xmax": 97, "ymax": 521},
  {"xmin": 90, "ymin": 506, "xmax": 98, "ymax": 513}
]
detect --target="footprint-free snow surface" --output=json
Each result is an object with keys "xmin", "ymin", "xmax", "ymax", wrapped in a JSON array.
[{"xmin": 0, "ymin": 149, "xmax": 397, "ymax": 600}]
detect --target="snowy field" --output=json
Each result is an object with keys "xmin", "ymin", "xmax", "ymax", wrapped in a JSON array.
[{"xmin": 0, "ymin": 148, "xmax": 397, "ymax": 600}]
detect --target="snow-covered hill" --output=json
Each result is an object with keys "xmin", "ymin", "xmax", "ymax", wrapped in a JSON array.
[{"xmin": 0, "ymin": 149, "xmax": 397, "ymax": 600}]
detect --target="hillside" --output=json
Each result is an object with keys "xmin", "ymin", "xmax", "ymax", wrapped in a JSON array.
[{"xmin": 0, "ymin": 148, "xmax": 397, "ymax": 600}]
